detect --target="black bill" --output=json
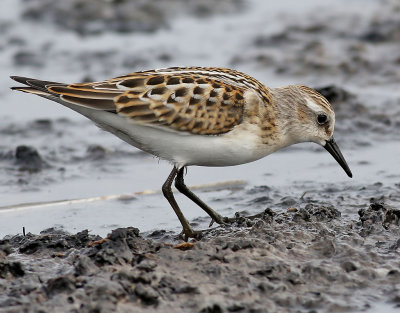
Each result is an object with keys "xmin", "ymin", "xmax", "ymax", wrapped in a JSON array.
[{"xmin": 324, "ymin": 137, "xmax": 352, "ymax": 178}]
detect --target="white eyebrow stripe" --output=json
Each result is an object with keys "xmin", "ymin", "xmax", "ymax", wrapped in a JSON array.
[{"xmin": 306, "ymin": 99, "xmax": 325, "ymax": 113}]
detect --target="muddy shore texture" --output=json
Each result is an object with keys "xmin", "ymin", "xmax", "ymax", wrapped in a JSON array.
[
  {"xmin": 1, "ymin": 200, "xmax": 400, "ymax": 312},
  {"xmin": 1, "ymin": 0, "xmax": 400, "ymax": 312}
]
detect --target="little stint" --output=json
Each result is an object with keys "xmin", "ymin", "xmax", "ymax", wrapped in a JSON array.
[{"xmin": 11, "ymin": 67, "xmax": 352, "ymax": 239}]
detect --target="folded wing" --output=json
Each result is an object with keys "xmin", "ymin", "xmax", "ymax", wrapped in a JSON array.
[{"xmin": 11, "ymin": 68, "xmax": 248, "ymax": 135}]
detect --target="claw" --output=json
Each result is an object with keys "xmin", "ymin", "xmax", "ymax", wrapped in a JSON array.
[
  {"xmin": 179, "ymin": 228, "xmax": 196, "ymax": 241},
  {"xmin": 209, "ymin": 215, "xmax": 232, "ymax": 228},
  {"xmin": 178, "ymin": 228, "xmax": 203, "ymax": 241}
]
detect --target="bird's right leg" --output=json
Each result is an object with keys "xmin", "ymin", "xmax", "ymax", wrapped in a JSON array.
[
  {"xmin": 175, "ymin": 167, "xmax": 229, "ymax": 226},
  {"xmin": 162, "ymin": 166, "xmax": 197, "ymax": 240}
]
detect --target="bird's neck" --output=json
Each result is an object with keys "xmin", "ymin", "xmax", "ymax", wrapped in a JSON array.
[{"xmin": 269, "ymin": 87, "xmax": 304, "ymax": 147}]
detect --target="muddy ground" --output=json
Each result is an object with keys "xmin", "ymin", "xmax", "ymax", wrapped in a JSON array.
[
  {"xmin": 1, "ymin": 0, "xmax": 400, "ymax": 312},
  {"xmin": 1, "ymin": 199, "xmax": 400, "ymax": 313}
]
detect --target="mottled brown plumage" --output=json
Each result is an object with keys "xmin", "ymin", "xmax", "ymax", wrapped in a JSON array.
[{"xmin": 41, "ymin": 67, "xmax": 276, "ymax": 135}]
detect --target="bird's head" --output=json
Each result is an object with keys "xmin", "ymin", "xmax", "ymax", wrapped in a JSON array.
[{"xmin": 273, "ymin": 85, "xmax": 352, "ymax": 178}]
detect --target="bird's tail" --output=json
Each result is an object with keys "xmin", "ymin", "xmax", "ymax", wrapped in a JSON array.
[{"xmin": 10, "ymin": 76, "xmax": 119, "ymax": 111}]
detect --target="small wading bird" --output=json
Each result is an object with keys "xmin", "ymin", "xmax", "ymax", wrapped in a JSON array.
[{"xmin": 11, "ymin": 67, "xmax": 352, "ymax": 239}]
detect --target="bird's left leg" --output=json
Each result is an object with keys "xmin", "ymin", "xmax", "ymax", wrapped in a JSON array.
[
  {"xmin": 175, "ymin": 167, "xmax": 229, "ymax": 226},
  {"xmin": 162, "ymin": 166, "xmax": 197, "ymax": 240}
]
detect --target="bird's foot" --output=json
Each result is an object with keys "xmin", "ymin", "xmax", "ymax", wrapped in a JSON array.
[
  {"xmin": 208, "ymin": 214, "xmax": 232, "ymax": 227},
  {"xmin": 178, "ymin": 227, "xmax": 202, "ymax": 241}
]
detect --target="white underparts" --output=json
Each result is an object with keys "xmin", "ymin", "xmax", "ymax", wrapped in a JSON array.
[{"xmin": 61, "ymin": 100, "xmax": 278, "ymax": 167}]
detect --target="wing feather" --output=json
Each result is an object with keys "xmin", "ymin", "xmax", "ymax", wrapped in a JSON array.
[
  {"xmin": 11, "ymin": 67, "xmax": 273, "ymax": 135},
  {"xmin": 113, "ymin": 72, "xmax": 247, "ymax": 135},
  {"xmin": 60, "ymin": 95, "xmax": 116, "ymax": 110},
  {"xmin": 48, "ymin": 86, "xmax": 120, "ymax": 99}
]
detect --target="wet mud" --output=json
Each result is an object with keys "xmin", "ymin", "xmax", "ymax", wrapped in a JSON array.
[{"xmin": 1, "ymin": 199, "xmax": 400, "ymax": 312}]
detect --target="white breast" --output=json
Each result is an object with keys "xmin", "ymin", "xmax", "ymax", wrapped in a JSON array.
[{"xmin": 63, "ymin": 102, "xmax": 277, "ymax": 168}]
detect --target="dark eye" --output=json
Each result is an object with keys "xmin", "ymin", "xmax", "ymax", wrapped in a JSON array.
[{"xmin": 317, "ymin": 114, "xmax": 328, "ymax": 125}]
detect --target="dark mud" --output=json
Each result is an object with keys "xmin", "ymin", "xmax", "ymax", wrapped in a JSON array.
[
  {"xmin": 21, "ymin": 0, "xmax": 246, "ymax": 35},
  {"xmin": 1, "ymin": 199, "xmax": 399, "ymax": 313}
]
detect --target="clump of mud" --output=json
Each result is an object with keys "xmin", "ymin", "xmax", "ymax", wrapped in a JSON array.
[
  {"xmin": 1, "ymin": 200, "xmax": 399, "ymax": 312},
  {"xmin": 13, "ymin": 145, "xmax": 49, "ymax": 172},
  {"xmin": 21, "ymin": 0, "xmax": 246, "ymax": 35}
]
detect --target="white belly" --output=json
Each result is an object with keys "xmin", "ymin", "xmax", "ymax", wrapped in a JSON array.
[{"xmin": 64, "ymin": 103, "xmax": 278, "ymax": 168}]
